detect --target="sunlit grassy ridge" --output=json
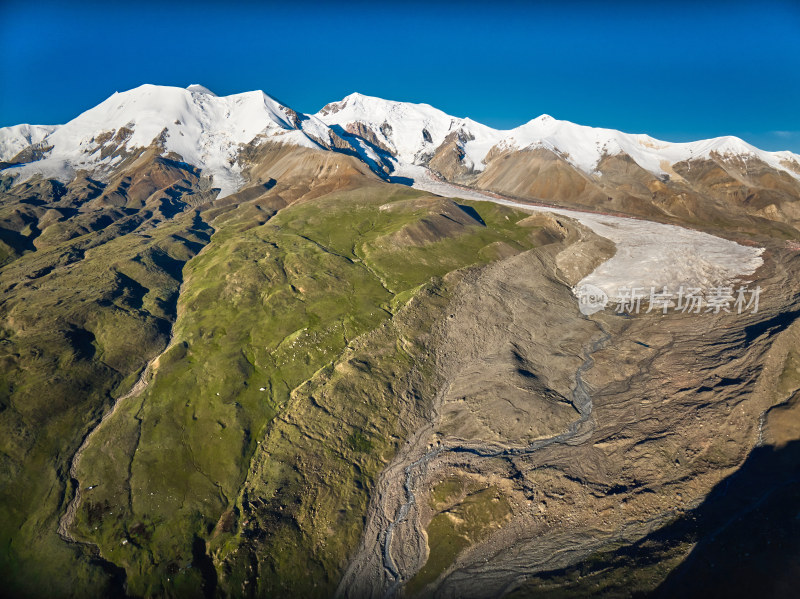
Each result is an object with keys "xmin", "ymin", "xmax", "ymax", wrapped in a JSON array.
[{"xmin": 70, "ymin": 181, "xmax": 542, "ymax": 595}]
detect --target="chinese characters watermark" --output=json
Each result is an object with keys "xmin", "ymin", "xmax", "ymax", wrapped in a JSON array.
[{"xmin": 575, "ymin": 285, "xmax": 761, "ymax": 316}]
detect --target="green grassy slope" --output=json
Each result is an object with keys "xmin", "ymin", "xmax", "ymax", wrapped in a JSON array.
[
  {"xmin": 66, "ymin": 180, "xmax": 544, "ymax": 596},
  {"xmin": 0, "ymin": 205, "xmax": 212, "ymax": 597}
]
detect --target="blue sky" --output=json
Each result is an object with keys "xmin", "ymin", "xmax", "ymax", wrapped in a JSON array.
[{"xmin": 2, "ymin": 1, "xmax": 799, "ymax": 152}]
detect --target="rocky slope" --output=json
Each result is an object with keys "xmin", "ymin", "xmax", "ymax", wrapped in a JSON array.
[{"xmin": 331, "ymin": 178, "xmax": 800, "ymax": 597}]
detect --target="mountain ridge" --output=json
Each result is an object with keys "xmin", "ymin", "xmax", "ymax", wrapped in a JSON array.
[{"xmin": 3, "ymin": 84, "xmax": 798, "ymax": 196}]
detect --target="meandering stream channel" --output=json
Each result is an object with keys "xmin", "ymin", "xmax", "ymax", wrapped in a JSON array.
[{"xmin": 379, "ymin": 322, "xmax": 611, "ymax": 595}]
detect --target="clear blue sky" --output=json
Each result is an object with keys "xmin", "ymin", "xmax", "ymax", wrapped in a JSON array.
[{"xmin": 2, "ymin": 1, "xmax": 799, "ymax": 152}]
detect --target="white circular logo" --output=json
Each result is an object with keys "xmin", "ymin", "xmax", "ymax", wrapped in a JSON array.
[{"xmin": 574, "ymin": 283, "xmax": 608, "ymax": 315}]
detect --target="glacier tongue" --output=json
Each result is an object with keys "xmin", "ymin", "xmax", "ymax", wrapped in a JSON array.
[{"xmin": 395, "ymin": 164, "xmax": 764, "ymax": 304}]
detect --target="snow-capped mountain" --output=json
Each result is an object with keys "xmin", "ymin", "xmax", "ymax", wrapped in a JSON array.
[
  {"xmin": 315, "ymin": 92, "xmax": 800, "ymax": 181},
  {"xmin": 0, "ymin": 84, "xmax": 339, "ymax": 196},
  {"xmin": 2, "ymin": 84, "xmax": 799, "ymax": 207},
  {"xmin": 316, "ymin": 92, "xmax": 495, "ymax": 167}
]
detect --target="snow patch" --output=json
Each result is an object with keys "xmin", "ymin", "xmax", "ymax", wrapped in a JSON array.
[{"xmin": 0, "ymin": 124, "xmax": 59, "ymax": 161}]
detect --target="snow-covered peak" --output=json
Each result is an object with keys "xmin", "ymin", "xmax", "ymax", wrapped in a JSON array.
[
  {"xmin": 0, "ymin": 124, "xmax": 59, "ymax": 162},
  {"xmin": 3, "ymin": 84, "xmax": 328, "ymax": 196},
  {"xmin": 494, "ymin": 116, "xmax": 800, "ymax": 178},
  {"xmin": 316, "ymin": 92, "xmax": 467, "ymax": 164},
  {"xmin": 496, "ymin": 116, "xmax": 656, "ymax": 173},
  {"xmin": 186, "ymin": 83, "xmax": 217, "ymax": 96},
  {"xmin": 319, "ymin": 95, "xmax": 800, "ymax": 180}
]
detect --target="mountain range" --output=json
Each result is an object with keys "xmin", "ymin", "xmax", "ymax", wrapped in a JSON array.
[
  {"xmin": 3, "ymin": 84, "xmax": 800, "ymax": 230},
  {"xmin": 1, "ymin": 84, "xmax": 799, "ymax": 599}
]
